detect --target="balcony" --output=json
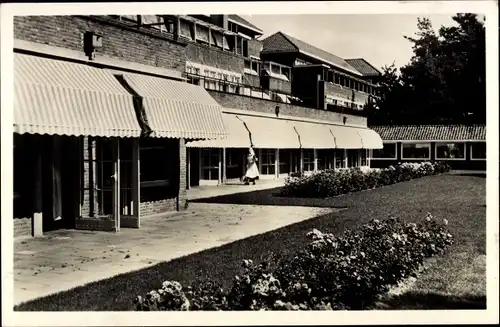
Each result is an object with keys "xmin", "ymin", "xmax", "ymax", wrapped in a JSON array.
[{"xmin": 325, "ymin": 82, "xmax": 372, "ymax": 111}]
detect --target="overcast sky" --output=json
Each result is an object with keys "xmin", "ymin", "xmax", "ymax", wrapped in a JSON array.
[{"xmin": 241, "ymin": 14, "xmax": 458, "ymax": 70}]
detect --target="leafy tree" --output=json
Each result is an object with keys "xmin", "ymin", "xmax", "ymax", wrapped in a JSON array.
[{"xmin": 370, "ymin": 14, "xmax": 485, "ymax": 125}]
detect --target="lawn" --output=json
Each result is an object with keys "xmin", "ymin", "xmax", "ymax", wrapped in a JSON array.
[{"xmin": 14, "ymin": 173, "xmax": 486, "ymax": 311}]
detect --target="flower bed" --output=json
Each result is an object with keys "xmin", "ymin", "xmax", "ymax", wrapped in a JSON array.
[
  {"xmin": 135, "ymin": 214, "xmax": 453, "ymax": 311},
  {"xmin": 282, "ymin": 161, "xmax": 451, "ymax": 198}
]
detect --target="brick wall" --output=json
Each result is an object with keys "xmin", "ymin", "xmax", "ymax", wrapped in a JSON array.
[
  {"xmin": 248, "ymin": 39, "xmax": 262, "ymax": 58},
  {"xmin": 14, "ymin": 217, "xmax": 32, "ymax": 238},
  {"xmin": 208, "ymin": 91, "xmax": 368, "ymax": 126},
  {"xmin": 140, "ymin": 198, "xmax": 177, "ymax": 217},
  {"xmin": 244, "ymin": 73, "xmax": 260, "ymax": 87},
  {"xmin": 178, "ymin": 138, "xmax": 188, "ymax": 210},
  {"xmin": 13, "ymin": 15, "xmax": 187, "ymax": 73},
  {"xmin": 186, "ymin": 42, "xmax": 244, "ymax": 72}
]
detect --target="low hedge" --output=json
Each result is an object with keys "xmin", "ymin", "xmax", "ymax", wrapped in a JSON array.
[
  {"xmin": 281, "ymin": 161, "xmax": 451, "ymax": 198},
  {"xmin": 134, "ymin": 213, "xmax": 453, "ymax": 311}
]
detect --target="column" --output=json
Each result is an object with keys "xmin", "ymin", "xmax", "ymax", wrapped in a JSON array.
[
  {"xmin": 131, "ymin": 139, "xmax": 140, "ymax": 226},
  {"xmin": 208, "ymin": 27, "xmax": 212, "ymax": 46},
  {"xmin": 234, "ymin": 34, "xmax": 238, "ymax": 54},
  {"xmin": 193, "ymin": 22, "xmax": 197, "ymax": 40},
  {"xmin": 344, "ymin": 149, "xmax": 348, "ymax": 168},
  {"xmin": 275, "ymin": 149, "xmax": 279, "ymax": 179},
  {"xmin": 113, "ymin": 138, "xmax": 121, "ymax": 232},
  {"xmin": 198, "ymin": 148, "xmax": 202, "ymax": 183},
  {"xmin": 33, "ymin": 136, "xmax": 43, "ymax": 237},
  {"xmin": 300, "ymin": 149, "xmax": 304, "ymax": 172},
  {"xmin": 333, "ymin": 149, "xmax": 336, "ymax": 170},
  {"xmin": 186, "ymin": 147, "xmax": 191, "ymax": 190},
  {"xmin": 218, "ymin": 148, "xmax": 222, "ymax": 185},
  {"xmin": 313, "ymin": 149, "xmax": 318, "ymax": 172},
  {"xmin": 222, "ymin": 147, "xmax": 227, "ymax": 183},
  {"xmin": 258, "ymin": 149, "xmax": 263, "ymax": 175}
]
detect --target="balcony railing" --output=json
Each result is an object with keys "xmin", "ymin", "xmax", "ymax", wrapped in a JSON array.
[{"xmin": 186, "ymin": 72, "xmax": 368, "ymax": 116}]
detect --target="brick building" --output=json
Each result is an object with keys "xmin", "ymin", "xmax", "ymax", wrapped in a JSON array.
[{"xmin": 13, "ymin": 14, "xmax": 384, "ymax": 238}]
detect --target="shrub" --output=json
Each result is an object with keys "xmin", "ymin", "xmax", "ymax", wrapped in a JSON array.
[
  {"xmin": 135, "ymin": 214, "xmax": 453, "ymax": 311},
  {"xmin": 281, "ymin": 161, "xmax": 451, "ymax": 198}
]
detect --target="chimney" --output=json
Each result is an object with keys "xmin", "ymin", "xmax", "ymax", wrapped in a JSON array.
[{"xmin": 210, "ymin": 15, "xmax": 228, "ymax": 30}]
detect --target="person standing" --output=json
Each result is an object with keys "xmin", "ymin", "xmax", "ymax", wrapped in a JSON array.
[{"xmin": 243, "ymin": 147, "xmax": 259, "ymax": 185}]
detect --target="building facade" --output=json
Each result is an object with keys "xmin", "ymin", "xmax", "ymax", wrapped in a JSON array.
[
  {"xmin": 180, "ymin": 16, "xmax": 384, "ymax": 187},
  {"xmin": 13, "ymin": 14, "xmax": 385, "ymax": 238},
  {"xmin": 370, "ymin": 125, "xmax": 486, "ymax": 170}
]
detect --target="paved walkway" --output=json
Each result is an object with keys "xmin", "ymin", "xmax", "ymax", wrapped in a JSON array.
[
  {"xmin": 13, "ymin": 180, "xmax": 334, "ymax": 305},
  {"xmin": 187, "ymin": 178, "xmax": 286, "ymax": 200}
]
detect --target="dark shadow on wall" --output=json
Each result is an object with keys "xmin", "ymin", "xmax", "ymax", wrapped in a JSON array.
[{"xmin": 374, "ymin": 291, "xmax": 486, "ymax": 310}]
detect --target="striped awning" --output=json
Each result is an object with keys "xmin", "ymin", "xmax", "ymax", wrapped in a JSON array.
[
  {"xmin": 186, "ymin": 113, "xmax": 251, "ymax": 148},
  {"xmin": 292, "ymin": 121, "xmax": 337, "ymax": 149},
  {"xmin": 14, "ymin": 53, "xmax": 141, "ymax": 137},
  {"xmin": 120, "ymin": 72, "xmax": 227, "ymax": 139},
  {"xmin": 329, "ymin": 125, "xmax": 364, "ymax": 149},
  {"xmin": 357, "ymin": 128, "xmax": 384, "ymax": 149},
  {"xmin": 238, "ymin": 115, "xmax": 301, "ymax": 149}
]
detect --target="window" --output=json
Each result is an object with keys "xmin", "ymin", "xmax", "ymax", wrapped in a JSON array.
[
  {"xmin": 202, "ymin": 149, "xmax": 220, "ymax": 181},
  {"xmin": 335, "ymin": 74, "xmax": 340, "ymax": 84},
  {"xmin": 271, "ymin": 64, "xmax": 281, "ymax": 75},
  {"xmin": 244, "ymin": 60, "xmax": 251, "ymax": 69},
  {"xmin": 260, "ymin": 149, "xmax": 276, "ymax": 175},
  {"xmin": 401, "ymin": 143, "xmax": 431, "ymax": 160},
  {"xmin": 251, "ymin": 61, "xmax": 260, "ymax": 73},
  {"xmin": 371, "ymin": 143, "xmax": 397, "ymax": 160},
  {"xmin": 243, "ymin": 39, "xmax": 249, "ymax": 57},
  {"xmin": 470, "ymin": 142, "xmax": 486, "ymax": 160},
  {"xmin": 278, "ymin": 149, "xmax": 292, "ymax": 174},
  {"xmin": 139, "ymin": 138, "xmax": 177, "ymax": 202},
  {"xmin": 359, "ymin": 149, "xmax": 368, "ymax": 166},
  {"xmin": 335, "ymin": 149, "xmax": 345, "ymax": 168},
  {"xmin": 347, "ymin": 149, "xmax": 359, "ymax": 168},
  {"xmin": 187, "ymin": 76, "xmax": 200, "ymax": 86},
  {"xmin": 303, "ymin": 149, "xmax": 315, "ymax": 172},
  {"xmin": 435, "ymin": 142, "xmax": 466, "ymax": 160}
]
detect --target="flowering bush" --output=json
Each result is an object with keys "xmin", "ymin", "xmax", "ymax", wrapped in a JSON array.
[
  {"xmin": 135, "ymin": 214, "xmax": 453, "ymax": 311},
  {"xmin": 281, "ymin": 161, "xmax": 451, "ymax": 198}
]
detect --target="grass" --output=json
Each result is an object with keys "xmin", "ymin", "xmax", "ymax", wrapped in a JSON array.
[{"xmin": 14, "ymin": 174, "xmax": 486, "ymax": 311}]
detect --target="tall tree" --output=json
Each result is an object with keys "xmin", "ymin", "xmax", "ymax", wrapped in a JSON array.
[{"xmin": 372, "ymin": 14, "xmax": 486, "ymax": 125}]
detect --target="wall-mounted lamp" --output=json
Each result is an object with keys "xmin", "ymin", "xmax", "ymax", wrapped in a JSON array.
[
  {"xmin": 275, "ymin": 105, "xmax": 280, "ymax": 117},
  {"xmin": 83, "ymin": 31, "xmax": 103, "ymax": 60}
]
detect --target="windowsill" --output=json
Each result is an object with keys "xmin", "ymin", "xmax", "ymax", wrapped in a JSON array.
[
  {"xmin": 401, "ymin": 157, "xmax": 432, "ymax": 161},
  {"xmin": 470, "ymin": 157, "xmax": 487, "ymax": 161},
  {"xmin": 435, "ymin": 157, "xmax": 467, "ymax": 161},
  {"xmin": 371, "ymin": 157, "xmax": 397, "ymax": 160}
]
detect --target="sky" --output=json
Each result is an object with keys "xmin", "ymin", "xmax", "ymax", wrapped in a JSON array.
[{"xmin": 241, "ymin": 14, "xmax": 458, "ymax": 70}]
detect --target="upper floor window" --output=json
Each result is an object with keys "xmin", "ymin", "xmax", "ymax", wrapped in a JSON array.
[{"xmin": 228, "ymin": 22, "xmax": 238, "ymax": 33}]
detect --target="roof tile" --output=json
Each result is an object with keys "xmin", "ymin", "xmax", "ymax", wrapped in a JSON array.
[
  {"xmin": 371, "ymin": 125, "xmax": 486, "ymax": 141},
  {"xmin": 262, "ymin": 32, "xmax": 361, "ymax": 76},
  {"xmin": 345, "ymin": 58, "xmax": 381, "ymax": 77}
]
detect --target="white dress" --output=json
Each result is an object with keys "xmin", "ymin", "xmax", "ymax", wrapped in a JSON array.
[{"xmin": 245, "ymin": 155, "xmax": 260, "ymax": 179}]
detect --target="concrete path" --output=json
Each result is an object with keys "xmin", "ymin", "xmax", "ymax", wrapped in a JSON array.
[{"xmin": 14, "ymin": 191, "xmax": 334, "ymax": 305}]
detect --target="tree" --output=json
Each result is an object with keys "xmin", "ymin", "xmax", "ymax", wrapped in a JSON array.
[{"xmin": 372, "ymin": 14, "xmax": 485, "ymax": 125}]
